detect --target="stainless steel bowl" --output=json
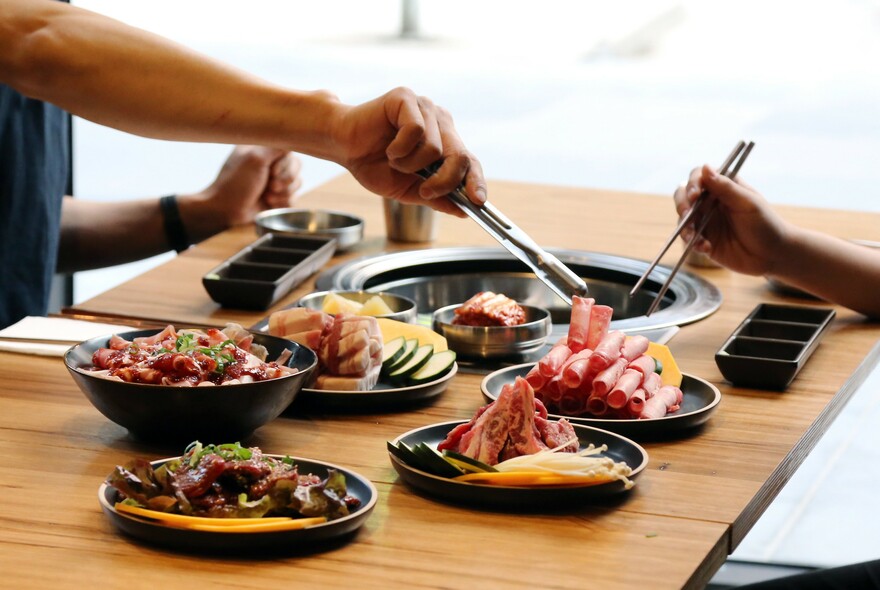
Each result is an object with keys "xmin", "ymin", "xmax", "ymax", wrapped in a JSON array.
[
  {"xmin": 297, "ymin": 290, "xmax": 418, "ymax": 324},
  {"xmin": 432, "ymin": 303, "xmax": 552, "ymax": 358},
  {"xmin": 255, "ymin": 208, "xmax": 364, "ymax": 250}
]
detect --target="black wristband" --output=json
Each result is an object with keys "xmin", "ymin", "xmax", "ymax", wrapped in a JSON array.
[{"xmin": 159, "ymin": 194, "xmax": 191, "ymax": 253}]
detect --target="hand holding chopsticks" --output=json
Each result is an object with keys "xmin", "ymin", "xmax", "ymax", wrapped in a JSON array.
[
  {"xmin": 417, "ymin": 162, "xmax": 589, "ymax": 305},
  {"xmin": 630, "ymin": 141, "xmax": 756, "ymax": 316}
]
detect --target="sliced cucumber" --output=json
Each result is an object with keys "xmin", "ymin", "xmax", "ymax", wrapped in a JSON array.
[
  {"xmin": 442, "ymin": 449, "xmax": 497, "ymax": 473},
  {"xmin": 407, "ymin": 350, "xmax": 456, "ymax": 385},
  {"xmin": 412, "ymin": 443, "xmax": 464, "ymax": 478},
  {"xmin": 382, "ymin": 338, "xmax": 417, "ymax": 376},
  {"xmin": 387, "ymin": 440, "xmax": 423, "ymax": 469},
  {"xmin": 381, "ymin": 336, "xmax": 407, "ymax": 370},
  {"xmin": 388, "ymin": 344, "xmax": 433, "ymax": 383},
  {"xmin": 653, "ymin": 356, "xmax": 664, "ymax": 375}
]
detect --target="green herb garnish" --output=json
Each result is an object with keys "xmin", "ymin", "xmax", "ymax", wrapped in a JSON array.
[
  {"xmin": 183, "ymin": 441, "xmax": 254, "ymax": 466},
  {"xmin": 153, "ymin": 333, "xmax": 237, "ymax": 374}
]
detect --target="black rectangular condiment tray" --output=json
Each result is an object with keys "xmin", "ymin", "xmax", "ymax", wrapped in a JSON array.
[
  {"xmin": 714, "ymin": 303, "xmax": 836, "ymax": 390},
  {"xmin": 202, "ymin": 234, "xmax": 336, "ymax": 310}
]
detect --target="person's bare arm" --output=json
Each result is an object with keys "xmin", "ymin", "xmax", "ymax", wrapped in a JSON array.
[
  {"xmin": 58, "ymin": 197, "xmax": 166, "ymax": 272},
  {"xmin": 0, "ymin": 0, "xmax": 486, "ymax": 208},
  {"xmin": 58, "ymin": 146, "xmax": 301, "ymax": 272},
  {"xmin": 765, "ymin": 227, "xmax": 880, "ymax": 319},
  {"xmin": 675, "ymin": 164, "xmax": 880, "ymax": 318},
  {"xmin": 0, "ymin": 0, "xmax": 335, "ymax": 155}
]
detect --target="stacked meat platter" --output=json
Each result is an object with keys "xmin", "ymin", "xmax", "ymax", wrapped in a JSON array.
[
  {"xmin": 265, "ymin": 292, "xmax": 458, "ymax": 409},
  {"xmin": 384, "ymin": 291, "xmax": 719, "ymax": 507},
  {"xmin": 70, "ymin": 287, "xmax": 719, "ymax": 548},
  {"xmin": 480, "ymin": 295, "xmax": 721, "ymax": 439}
]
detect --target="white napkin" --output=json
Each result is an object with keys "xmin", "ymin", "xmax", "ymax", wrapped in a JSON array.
[{"xmin": 0, "ymin": 316, "xmax": 135, "ymax": 357}]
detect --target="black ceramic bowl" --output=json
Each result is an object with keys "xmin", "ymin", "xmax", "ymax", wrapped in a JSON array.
[{"xmin": 65, "ymin": 329, "xmax": 317, "ymax": 441}]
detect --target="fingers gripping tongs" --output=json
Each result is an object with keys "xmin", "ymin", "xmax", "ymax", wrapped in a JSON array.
[{"xmin": 418, "ymin": 164, "xmax": 588, "ymax": 305}]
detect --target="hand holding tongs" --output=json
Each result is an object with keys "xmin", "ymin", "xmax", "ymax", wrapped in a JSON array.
[
  {"xmin": 417, "ymin": 163, "xmax": 588, "ymax": 305},
  {"xmin": 629, "ymin": 140, "xmax": 755, "ymax": 316}
]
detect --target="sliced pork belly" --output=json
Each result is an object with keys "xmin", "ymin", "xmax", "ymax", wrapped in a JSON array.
[
  {"xmin": 587, "ymin": 330, "xmax": 626, "ymax": 373},
  {"xmin": 585, "ymin": 305, "xmax": 613, "ymax": 350},
  {"xmin": 268, "ymin": 308, "xmax": 330, "ymax": 342},
  {"xmin": 640, "ymin": 385, "xmax": 683, "ymax": 419},
  {"xmin": 567, "ymin": 296, "xmax": 594, "ymax": 353},
  {"xmin": 538, "ymin": 340, "xmax": 572, "ymax": 378},
  {"xmin": 314, "ymin": 365, "xmax": 381, "ymax": 391},
  {"xmin": 269, "ymin": 307, "xmax": 382, "ymax": 390}
]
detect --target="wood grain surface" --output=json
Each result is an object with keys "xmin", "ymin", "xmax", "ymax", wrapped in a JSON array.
[{"xmin": 2, "ymin": 174, "xmax": 878, "ymax": 589}]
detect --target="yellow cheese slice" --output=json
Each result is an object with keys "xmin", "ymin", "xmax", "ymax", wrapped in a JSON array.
[{"xmin": 375, "ymin": 318, "xmax": 448, "ymax": 352}]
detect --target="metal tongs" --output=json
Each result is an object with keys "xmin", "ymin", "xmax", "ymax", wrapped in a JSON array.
[
  {"xmin": 629, "ymin": 140, "xmax": 755, "ymax": 316},
  {"xmin": 417, "ymin": 163, "xmax": 588, "ymax": 305}
]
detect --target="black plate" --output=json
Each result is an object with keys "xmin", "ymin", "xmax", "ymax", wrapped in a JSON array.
[
  {"xmin": 203, "ymin": 233, "xmax": 337, "ymax": 310},
  {"xmin": 481, "ymin": 364, "xmax": 721, "ymax": 440},
  {"xmin": 296, "ymin": 363, "xmax": 457, "ymax": 411},
  {"xmin": 99, "ymin": 455, "xmax": 377, "ymax": 553},
  {"xmin": 388, "ymin": 421, "xmax": 647, "ymax": 510}
]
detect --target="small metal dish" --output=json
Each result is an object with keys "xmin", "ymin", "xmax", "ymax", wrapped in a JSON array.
[
  {"xmin": 432, "ymin": 303, "xmax": 552, "ymax": 358},
  {"xmin": 255, "ymin": 208, "xmax": 364, "ymax": 251},
  {"xmin": 297, "ymin": 290, "xmax": 418, "ymax": 324}
]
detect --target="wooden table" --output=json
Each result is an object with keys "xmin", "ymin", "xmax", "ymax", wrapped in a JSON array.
[{"xmin": 4, "ymin": 175, "xmax": 880, "ymax": 589}]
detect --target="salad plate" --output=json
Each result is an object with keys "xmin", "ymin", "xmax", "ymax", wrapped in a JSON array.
[
  {"xmin": 99, "ymin": 454, "xmax": 377, "ymax": 553},
  {"xmin": 481, "ymin": 363, "xmax": 721, "ymax": 440},
  {"xmin": 388, "ymin": 420, "xmax": 647, "ymax": 510},
  {"xmin": 295, "ymin": 362, "xmax": 458, "ymax": 411}
]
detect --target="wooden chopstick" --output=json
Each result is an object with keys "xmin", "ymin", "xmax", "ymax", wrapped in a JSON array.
[{"xmin": 632, "ymin": 141, "xmax": 755, "ymax": 316}]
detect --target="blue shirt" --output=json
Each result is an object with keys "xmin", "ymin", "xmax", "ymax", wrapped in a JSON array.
[{"xmin": 0, "ymin": 84, "xmax": 70, "ymax": 328}]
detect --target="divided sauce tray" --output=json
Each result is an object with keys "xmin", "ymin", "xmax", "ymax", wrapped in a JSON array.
[
  {"xmin": 203, "ymin": 234, "xmax": 336, "ymax": 310},
  {"xmin": 715, "ymin": 303, "xmax": 835, "ymax": 390}
]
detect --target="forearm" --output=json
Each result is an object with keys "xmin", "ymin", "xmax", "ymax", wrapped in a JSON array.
[
  {"xmin": 766, "ymin": 227, "xmax": 880, "ymax": 318},
  {"xmin": 0, "ymin": 0, "xmax": 342, "ymax": 160},
  {"xmin": 58, "ymin": 193, "xmax": 229, "ymax": 272}
]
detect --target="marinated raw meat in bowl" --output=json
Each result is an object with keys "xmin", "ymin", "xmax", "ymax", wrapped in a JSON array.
[{"xmin": 65, "ymin": 324, "xmax": 317, "ymax": 441}]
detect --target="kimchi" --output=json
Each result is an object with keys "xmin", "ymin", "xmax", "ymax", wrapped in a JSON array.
[{"xmin": 452, "ymin": 291, "xmax": 526, "ymax": 327}]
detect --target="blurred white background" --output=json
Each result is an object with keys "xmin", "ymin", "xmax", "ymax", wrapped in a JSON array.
[
  {"xmin": 70, "ymin": 2, "xmax": 880, "ymax": 573},
  {"xmin": 73, "ymin": 0, "xmax": 880, "ymax": 301}
]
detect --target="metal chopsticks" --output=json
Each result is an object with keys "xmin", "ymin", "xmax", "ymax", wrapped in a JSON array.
[
  {"xmin": 630, "ymin": 140, "xmax": 755, "ymax": 316},
  {"xmin": 417, "ymin": 164, "xmax": 588, "ymax": 305}
]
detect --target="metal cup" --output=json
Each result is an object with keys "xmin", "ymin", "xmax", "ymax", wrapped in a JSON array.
[{"xmin": 383, "ymin": 200, "xmax": 436, "ymax": 242}]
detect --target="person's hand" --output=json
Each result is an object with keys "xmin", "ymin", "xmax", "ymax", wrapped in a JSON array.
[
  {"xmin": 330, "ymin": 87, "xmax": 487, "ymax": 216},
  {"xmin": 673, "ymin": 164, "xmax": 790, "ymax": 276},
  {"xmin": 177, "ymin": 146, "xmax": 301, "ymax": 242},
  {"xmin": 197, "ymin": 146, "xmax": 302, "ymax": 227}
]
